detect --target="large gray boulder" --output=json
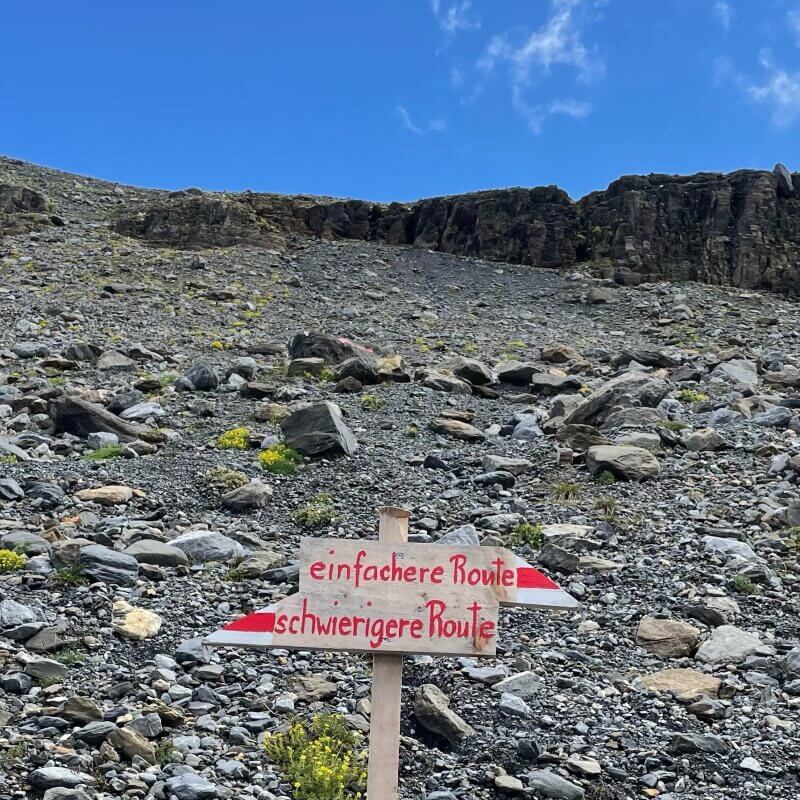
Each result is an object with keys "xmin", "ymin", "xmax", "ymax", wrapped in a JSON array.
[
  {"xmin": 280, "ymin": 401, "xmax": 358, "ymax": 457},
  {"xmin": 123, "ymin": 539, "xmax": 189, "ymax": 567},
  {"xmin": 79, "ymin": 545, "xmax": 139, "ymax": 586},
  {"xmin": 585, "ymin": 445, "xmax": 661, "ymax": 481},
  {"xmin": 49, "ymin": 397, "xmax": 143, "ymax": 442},
  {"xmin": 564, "ymin": 371, "xmax": 669, "ymax": 426},
  {"xmin": 695, "ymin": 625, "xmax": 762, "ymax": 664},
  {"xmin": 288, "ymin": 331, "xmax": 381, "ymax": 364},
  {"xmin": 170, "ymin": 530, "xmax": 248, "ymax": 563}
]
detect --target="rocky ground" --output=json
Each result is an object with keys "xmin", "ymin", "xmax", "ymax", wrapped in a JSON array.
[{"xmin": 1, "ymin": 155, "xmax": 800, "ymax": 800}]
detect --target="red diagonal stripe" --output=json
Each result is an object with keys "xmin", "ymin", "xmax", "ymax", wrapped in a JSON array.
[
  {"xmin": 517, "ymin": 567, "xmax": 560, "ymax": 590},
  {"xmin": 223, "ymin": 612, "xmax": 275, "ymax": 633}
]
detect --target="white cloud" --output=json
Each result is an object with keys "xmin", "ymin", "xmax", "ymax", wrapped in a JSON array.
[
  {"xmin": 430, "ymin": 0, "xmax": 480, "ymax": 36},
  {"xmin": 713, "ymin": 1, "xmax": 734, "ymax": 31},
  {"xmin": 512, "ymin": 90, "xmax": 592, "ymax": 133},
  {"xmin": 478, "ymin": 0, "xmax": 603, "ymax": 133},
  {"xmin": 746, "ymin": 50, "xmax": 800, "ymax": 127},
  {"xmin": 790, "ymin": 8, "xmax": 800, "ymax": 44},
  {"xmin": 480, "ymin": 0, "xmax": 605, "ymax": 83},
  {"xmin": 396, "ymin": 105, "xmax": 446, "ymax": 135}
]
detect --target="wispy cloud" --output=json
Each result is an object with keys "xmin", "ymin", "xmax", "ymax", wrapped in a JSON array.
[
  {"xmin": 430, "ymin": 0, "xmax": 480, "ymax": 37},
  {"xmin": 713, "ymin": 1, "xmax": 734, "ymax": 32},
  {"xmin": 479, "ymin": 0, "xmax": 605, "ymax": 83},
  {"xmin": 512, "ymin": 92, "xmax": 592, "ymax": 134},
  {"xmin": 746, "ymin": 49, "xmax": 800, "ymax": 127},
  {"xmin": 396, "ymin": 105, "xmax": 446, "ymax": 135},
  {"xmin": 478, "ymin": 0, "xmax": 603, "ymax": 133},
  {"xmin": 790, "ymin": 8, "xmax": 800, "ymax": 45}
]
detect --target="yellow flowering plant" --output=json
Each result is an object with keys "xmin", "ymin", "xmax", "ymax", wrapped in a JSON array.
[
  {"xmin": 0, "ymin": 549, "xmax": 27, "ymax": 573},
  {"xmin": 258, "ymin": 444, "xmax": 302, "ymax": 475},
  {"xmin": 217, "ymin": 427, "xmax": 250, "ymax": 450},
  {"xmin": 264, "ymin": 715, "xmax": 366, "ymax": 800}
]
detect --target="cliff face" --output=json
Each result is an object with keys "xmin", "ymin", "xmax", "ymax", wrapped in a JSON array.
[
  {"xmin": 113, "ymin": 164, "xmax": 800, "ymax": 293},
  {"xmin": 578, "ymin": 168, "xmax": 800, "ymax": 291}
]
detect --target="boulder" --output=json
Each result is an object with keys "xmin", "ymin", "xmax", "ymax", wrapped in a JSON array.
[
  {"xmin": 112, "ymin": 600, "xmax": 163, "ymax": 640},
  {"xmin": 50, "ymin": 397, "xmax": 143, "ymax": 442},
  {"xmin": 429, "ymin": 418, "xmax": 485, "ymax": 441},
  {"xmin": 636, "ymin": 616, "xmax": 700, "ymax": 658},
  {"xmin": 123, "ymin": 540, "xmax": 189, "ymax": 567},
  {"xmin": 639, "ymin": 667, "xmax": 721, "ymax": 702},
  {"xmin": 288, "ymin": 331, "xmax": 380, "ymax": 364},
  {"xmin": 79, "ymin": 545, "xmax": 139, "ymax": 586},
  {"xmin": 695, "ymin": 625, "xmax": 762, "ymax": 665},
  {"xmin": 564, "ymin": 371, "xmax": 669, "ymax": 426},
  {"xmin": 413, "ymin": 684, "xmax": 475, "ymax": 744},
  {"xmin": 280, "ymin": 401, "xmax": 358, "ymax": 457},
  {"xmin": 585, "ymin": 445, "xmax": 660, "ymax": 481},
  {"xmin": 170, "ymin": 530, "xmax": 248, "ymax": 563}
]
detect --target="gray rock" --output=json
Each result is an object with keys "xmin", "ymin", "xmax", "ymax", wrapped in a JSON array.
[
  {"xmin": 585, "ymin": 445, "xmax": 660, "ymax": 481},
  {"xmin": 280, "ymin": 401, "xmax": 358, "ymax": 457},
  {"xmin": 413, "ymin": 683, "xmax": 475, "ymax": 744},
  {"xmin": 29, "ymin": 768, "xmax": 95, "ymax": 791},
  {"xmin": 170, "ymin": 530, "xmax": 248, "ymax": 563},
  {"xmin": 221, "ymin": 480, "xmax": 273, "ymax": 511},
  {"xmin": 498, "ymin": 691, "xmax": 531, "ymax": 717},
  {"xmin": 119, "ymin": 401, "xmax": 166, "ymax": 421},
  {"xmin": 696, "ymin": 625, "xmax": 762, "ymax": 664},
  {"xmin": 565, "ymin": 371, "xmax": 669, "ymax": 426},
  {"xmin": 175, "ymin": 361, "xmax": 219, "ymax": 392},
  {"xmin": 437, "ymin": 524, "xmax": 480, "ymax": 546},
  {"xmin": 0, "ymin": 598, "xmax": 41, "ymax": 628},
  {"xmin": 682, "ymin": 428, "xmax": 727, "ymax": 452},
  {"xmin": 124, "ymin": 539, "xmax": 190, "ymax": 567},
  {"xmin": 164, "ymin": 773, "xmax": 218, "ymax": 800},
  {"xmin": 712, "ymin": 359, "xmax": 758, "ymax": 385},
  {"xmin": 79, "ymin": 544, "xmax": 139, "ymax": 586},
  {"xmin": 50, "ymin": 396, "xmax": 143, "ymax": 442},
  {"xmin": 526, "ymin": 770, "xmax": 584, "ymax": 800},
  {"xmin": 492, "ymin": 671, "xmax": 544, "ymax": 700},
  {"xmin": 703, "ymin": 536, "xmax": 758, "ymax": 562}
]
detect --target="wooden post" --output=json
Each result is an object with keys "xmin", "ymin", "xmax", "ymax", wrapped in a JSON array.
[{"xmin": 367, "ymin": 506, "xmax": 409, "ymax": 800}]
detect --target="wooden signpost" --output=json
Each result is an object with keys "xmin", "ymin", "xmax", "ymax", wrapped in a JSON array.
[{"xmin": 206, "ymin": 507, "xmax": 577, "ymax": 799}]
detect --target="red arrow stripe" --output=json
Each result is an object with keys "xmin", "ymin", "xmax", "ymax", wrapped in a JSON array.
[
  {"xmin": 516, "ymin": 567, "xmax": 560, "ymax": 590},
  {"xmin": 224, "ymin": 611, "xmax": 276, "ymax": 632}
]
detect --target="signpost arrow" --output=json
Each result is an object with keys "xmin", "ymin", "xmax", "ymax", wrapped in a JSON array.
[{"xmin": 205, "ymin": 507, "xmax": 578, "ymax": 798}]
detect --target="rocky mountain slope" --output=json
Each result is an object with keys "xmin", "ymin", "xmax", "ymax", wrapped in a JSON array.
[{"xmin": 1, "ymin": 155, "xmax": 800, "ymax": 800}]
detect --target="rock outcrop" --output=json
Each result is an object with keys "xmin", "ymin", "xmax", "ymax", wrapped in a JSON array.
[{"xmin": 114, "ymin": 163, "xmax": 800, "ymax": 293}]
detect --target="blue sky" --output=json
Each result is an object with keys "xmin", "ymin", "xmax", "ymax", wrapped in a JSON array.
[{"xmin": 2, "ymin": 1, "xmax": 799, "ymax": 201}]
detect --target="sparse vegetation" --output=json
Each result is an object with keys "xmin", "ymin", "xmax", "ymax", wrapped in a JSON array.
[
  {"xmin": 0, "ymin": 548, "xmax": 26, "ymax": 573},
  {"xmin": 554, "ymin": 482, "xmax": 580, "ymax": 501},
  {"xmin": 52, "ymin": 565, "xmax": 88, "ymax": 587},
  {"xmin": 508, "ymin": 522, "xmax": 543, "ymax": 549},
  {"xmin": 595, "ymin": 470, "xmax": 617, "ymax": 486},
  {"xmin": 677, "ymin": 388, "xmax": 710, "ymax": 404},
  {"xmin": 264, "ymin": 714, "xmax": 366, "ymax": 800},
  {"xmin": 217, "ymin": 427, "xmax": 250, "ymax": 450},
  {"xmin": 662, "ymin": 420, "xmax": 688, "ymax": 432},
  {"xmin": 293, "ymin": 493, "xmax": 339, "ymax": 529},
  {"xmin": 595, "ymin": 496, "xmax": 618, "ymax": 518},
  {"xmin": 404, "ymin": 424, "xmax": 419, "ymax": 438},
  {"xmin": 732, "ymin": 574, "xmax": 759, "ymax": 596},
  {"xmin": 54, "ymin": 647, "xmax": 85, "ymax": 666},
  {"xmin": 360, "ymin": 394, "xmax": 386, "ymax": 411},
  {"xmin": 259, "ymin": 443, "xmax": 302, "ymax": 475},
  {"xmin": 204, "ymin": 465, "xmax": 249, "ymax": 491},
  {"xmin": 83, "ymin": 444, "xmax": 124, "ymax": 461},
  {"xmin": 155, "ymin": 739, "xmax": 178, "ymax": 765},
  {"xmin": 0, "ymin": 454, "xmax": 18, "ymax": 464},
  {"xmin": 0, "ymin": 742, "xmax": 28, "ymax": 767}
]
